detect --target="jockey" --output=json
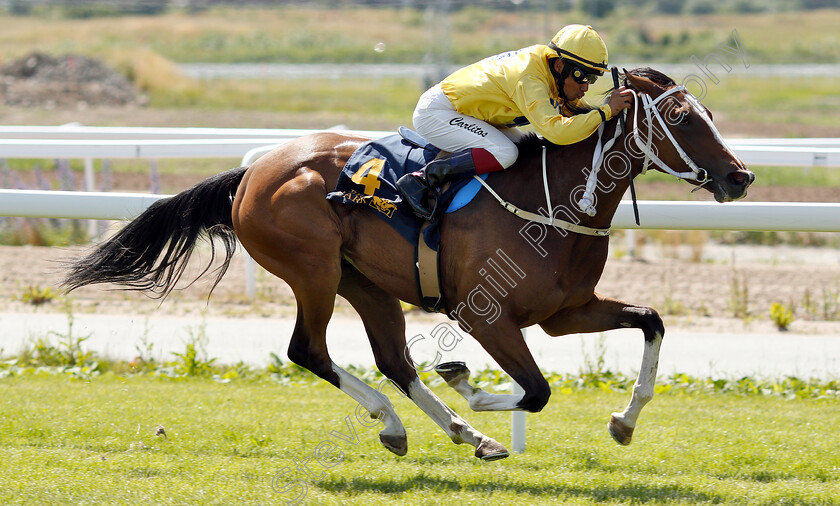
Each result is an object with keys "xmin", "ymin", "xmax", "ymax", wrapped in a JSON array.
[{"xmin": 397, "ymin": 24, "xmax": 634, "ymax": 221}]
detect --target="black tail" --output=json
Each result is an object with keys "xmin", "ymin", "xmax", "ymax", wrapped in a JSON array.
[{"xmin": 63, "ymin": 166, "xmax": 248, "ymax": 299}]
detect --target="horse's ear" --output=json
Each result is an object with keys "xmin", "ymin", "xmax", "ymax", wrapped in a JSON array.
[{"xmin": 623, "ymin": 69, "xmax": 664, "ymax": 98}]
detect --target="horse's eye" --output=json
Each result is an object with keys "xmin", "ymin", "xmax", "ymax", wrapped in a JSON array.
[
  {"xmin": 674, "ymin": 111, "xmax": 690, "ymax": 126},
  {"xmin": 667, "ymin": 105, "xmax": 690, "ymax": 127}
]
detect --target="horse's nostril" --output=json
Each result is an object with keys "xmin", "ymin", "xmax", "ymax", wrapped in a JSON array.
[{"xmin": 729, "ymin": 170, "xmax": 753, "ymax": 187}]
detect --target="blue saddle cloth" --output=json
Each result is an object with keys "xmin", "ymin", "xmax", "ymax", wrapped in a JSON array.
[{"xmin": 326, "ymin": 129, "xmax": 486, "ymax": 249}]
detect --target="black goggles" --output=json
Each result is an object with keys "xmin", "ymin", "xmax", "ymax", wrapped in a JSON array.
[{"xmin": 569, "ymin": 66, "xmax": 600, "ymax": 85}]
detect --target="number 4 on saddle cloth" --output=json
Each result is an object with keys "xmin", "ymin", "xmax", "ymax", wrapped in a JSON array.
[{"xmin": 326, "ymin": 127, "xmax": 488, "ymax": 313}]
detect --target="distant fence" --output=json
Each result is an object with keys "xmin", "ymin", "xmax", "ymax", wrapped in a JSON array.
[
  {"xmin": 2, "ymin": 189, "xmax": 838, "ymax": 232},
  {"xmin": 2, "ymin": 127, "xmax": 839, "ymax": 227},
  {"xmin": 1, "ymin": 126, "xmax": 839, "ymax": 168},
  {"xmin": 2, "ymin": 127, "xmax": 840, "ymax": 297}
]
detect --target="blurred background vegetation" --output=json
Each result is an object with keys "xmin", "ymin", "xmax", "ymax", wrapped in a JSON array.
[
  {"xmin": 1, "ymin": 1, "xmax": 838, "ymax": 132},
  {"xmin": 2, "ymin": 0, "xmax": 840, "ymax": 64}
]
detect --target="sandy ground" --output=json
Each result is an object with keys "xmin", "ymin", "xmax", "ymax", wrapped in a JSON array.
[{"xmin": 1, "ymin": 239, "xmax": 838, "ymax": 338}]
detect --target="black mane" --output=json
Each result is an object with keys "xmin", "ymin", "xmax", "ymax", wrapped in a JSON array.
[
  {"xmin": 623, "ymin": 67, "xmax": 676, "ymax": 89},
  {"xmin": 514, "ymin": 132, "xmax": 545, "ymax": 153}
]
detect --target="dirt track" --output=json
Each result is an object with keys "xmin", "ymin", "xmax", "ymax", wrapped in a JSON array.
[{"xmin": 1, "ymin": 240, "xmax": 838, "ymax": 337}]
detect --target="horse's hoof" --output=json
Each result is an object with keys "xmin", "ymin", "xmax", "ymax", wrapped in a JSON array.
[
  {"xmin": 474, "ymin": 438, "xmax": 509, "ymax": 461},
  {"xmin": 608, "ymin": 414, "xmax": 634, "ymax": 446},
  {"xmin": 435, "ymin": 361, "xmax": 470, "ymax": 384},
  {"xmin": 379, "ymin": 433, "xmax": 408, "ymax": 456}
]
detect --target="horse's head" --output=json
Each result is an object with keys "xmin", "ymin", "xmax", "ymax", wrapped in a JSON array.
[{"xmin": 623, "ymin": 67, "xmax": 754, "ymax": 202}]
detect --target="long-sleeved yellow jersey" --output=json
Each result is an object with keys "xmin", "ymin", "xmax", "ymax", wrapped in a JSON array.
[{"xmin": 439, "ymin": 44, "xmax": 612, "ymax": 146}]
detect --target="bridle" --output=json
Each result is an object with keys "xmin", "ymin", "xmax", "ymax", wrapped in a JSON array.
[
  {"xmin": 474, "ymin": 80, "xmax": 718, "ymax": 237},
  {"xmin": 632, "ymin": 85, "xmax": 710, "ymax": 183},
  {"xmin": 578, "ymin": 84, "xmax": 712, "ymax": 217}
]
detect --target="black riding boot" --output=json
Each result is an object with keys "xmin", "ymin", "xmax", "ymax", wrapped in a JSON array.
[{"xmin": 396, "ymin": 149, "xmax": 477, "ymax": 221}]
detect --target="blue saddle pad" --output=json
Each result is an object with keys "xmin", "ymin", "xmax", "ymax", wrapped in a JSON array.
[
  {"xmin": 446, "ymin": 173, "xmax": 487, "ymax": 213},
  {"xmin": 326, "ymin": 129, "xmax": 486, "ymax": 249}
]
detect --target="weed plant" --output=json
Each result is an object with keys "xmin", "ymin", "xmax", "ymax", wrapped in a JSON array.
[
  {"xmin": 769, "ymin": 301, "xmax": 794, "ymax": 331},
  {"xmin": 727, "ymin": 267, "xmax": 750, "ymax": 319},
  {"xmin": 3, "ymin": 335, "xmax": 837, "ymax": 401},
  {"xmin": 801, "ymin": 288, "xmax": 840, "ymax": 321},
  {"xmin": 14, "ymin": 301, "xmax": 94, "ymax": 370},
  {"xmin": 167, "ymin": 322, "xmax": 216, "ymax": 377},
  {"xmin": 18, "ymin": 284, "xmax": 59, "ymax": 306}
]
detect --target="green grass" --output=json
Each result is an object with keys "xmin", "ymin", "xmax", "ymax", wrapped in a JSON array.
[
  {"xmin": 0, "ymin": 373, "xmax": 837, "ymax": 505},
  {"xmin": 603, "ymin": 8, "xmax": 840, "ymax": 64},
  {"xmin": 3, "ymin": 7, "xmax": 840, "ymax": 139},
  {"xmin": 3, "ymin": 6, "xmax": 840, "ymax": 65},
  {"xmin": 145, "ymin": 72, "xmax": 840, "ymax": 140},
  {"xmin": 745, "ymin": 166, "xmax": 840, "ymax": 187},
  {"xmin": 701, "ymin": 76, "xmax": 840, "ymax": 131},
  {"xmin": 145, "ymin": 76, "xmax": 419, "ymax": 125}
]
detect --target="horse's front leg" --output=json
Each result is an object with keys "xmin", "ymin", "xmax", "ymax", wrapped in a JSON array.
[
  {"xmin": 434, "ymin": 360, "xmax": 537, "ymax": 412},
  {"xmin": 540, "ymin": 293, "xmax": 665, "ymax": 446},
  {"xmin": 438, "ymin": 318, "xmax": 553, "ymax": 413}
]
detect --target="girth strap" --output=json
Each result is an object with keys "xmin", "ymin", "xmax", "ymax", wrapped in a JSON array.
[
  {"xmin": 472, "ymin": 174, "xmax": 610, "ymax": 237},
  {"xmin": 415, "ymin": 221, "xmax": 446, "ymax": 312}
]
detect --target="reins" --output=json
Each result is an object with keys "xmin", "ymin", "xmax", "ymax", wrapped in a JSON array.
[{"xmin": 476, "ymin": 78, "xmax": 715, "ymax": 237}]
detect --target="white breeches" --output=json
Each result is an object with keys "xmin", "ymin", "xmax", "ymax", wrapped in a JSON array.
[{"xmin": 412, "ymin": 84, "xmax": 523, "ymax": 169}]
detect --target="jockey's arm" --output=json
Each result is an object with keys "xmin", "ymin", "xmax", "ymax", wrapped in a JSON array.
[{"xmin": 512, "ymin": 75, "xmax": 612, "ymax": 146}]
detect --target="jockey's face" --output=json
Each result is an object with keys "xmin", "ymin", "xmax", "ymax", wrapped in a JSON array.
[
  {"xmin": 553, "ymin": 59, "xmax": 589, "ymax": 101},
  {"xmin": 564, "ymin": 75, "xmax": 589, "ymax": 101}
]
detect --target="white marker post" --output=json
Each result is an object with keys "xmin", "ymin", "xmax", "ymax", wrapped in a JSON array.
[{"xmin": 511, "ymin": 328, "xmax": 527, "ymax": 453}]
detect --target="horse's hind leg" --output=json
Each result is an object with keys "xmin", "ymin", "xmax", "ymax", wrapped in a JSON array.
[
  {"xmin": 276, "ymin": 278, "xmax": 409, "ymax": 456},
  {"xmin": 235, "ymin": 207, "xmax": 407, "ymax": 455},
  {"xmin": 338, "ymin": 264, "xmax": 509, "ymax": 461}
]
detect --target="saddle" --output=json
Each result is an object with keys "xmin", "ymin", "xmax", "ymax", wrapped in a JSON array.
[{"xmin": 326, "ymin": 127, "xmax": 487, "ymax": 314}]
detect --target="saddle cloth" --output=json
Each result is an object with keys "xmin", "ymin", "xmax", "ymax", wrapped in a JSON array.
[{"xmin": 326, "ymin": 128, "xmax": 486, "ymax": 250}]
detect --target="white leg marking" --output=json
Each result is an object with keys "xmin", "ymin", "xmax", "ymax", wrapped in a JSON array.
[
  {"xmin": 613, "ymin": 332, "xmax": 663, "ymax": 428},
  {"xmin": 332, "ymin": 364, "xmax": 404, "ymax": 439},
  {"xmin": 407, "ymin": 376, "xmax": 485, "ymax": 446},
  {"xmin": 468, "ymin": 390, "xmax": 523, "ymax": 411},
  {"xmin": 447, "ymin": 375, "xmax": 524, "ymax": 411}
]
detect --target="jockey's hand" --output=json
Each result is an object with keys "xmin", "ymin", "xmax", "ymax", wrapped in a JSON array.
[{"xmin": 607, "ymin": 86, "xmax": 633, "ymax": 117}]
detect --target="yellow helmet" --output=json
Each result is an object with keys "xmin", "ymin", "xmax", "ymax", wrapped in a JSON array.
[{"xmin": 548, "ymin": 24, "xmax": 608, "ymax": 75}]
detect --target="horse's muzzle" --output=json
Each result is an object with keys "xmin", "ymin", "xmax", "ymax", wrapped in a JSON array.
[{"xmin": 716, "ymin": 168, "xmax": 755, "ymax": 202}]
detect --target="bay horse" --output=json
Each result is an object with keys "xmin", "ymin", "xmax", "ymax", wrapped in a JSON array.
[{"xmin": 63, "ymin": 68, "xmax": 754, "ymax": 461}]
